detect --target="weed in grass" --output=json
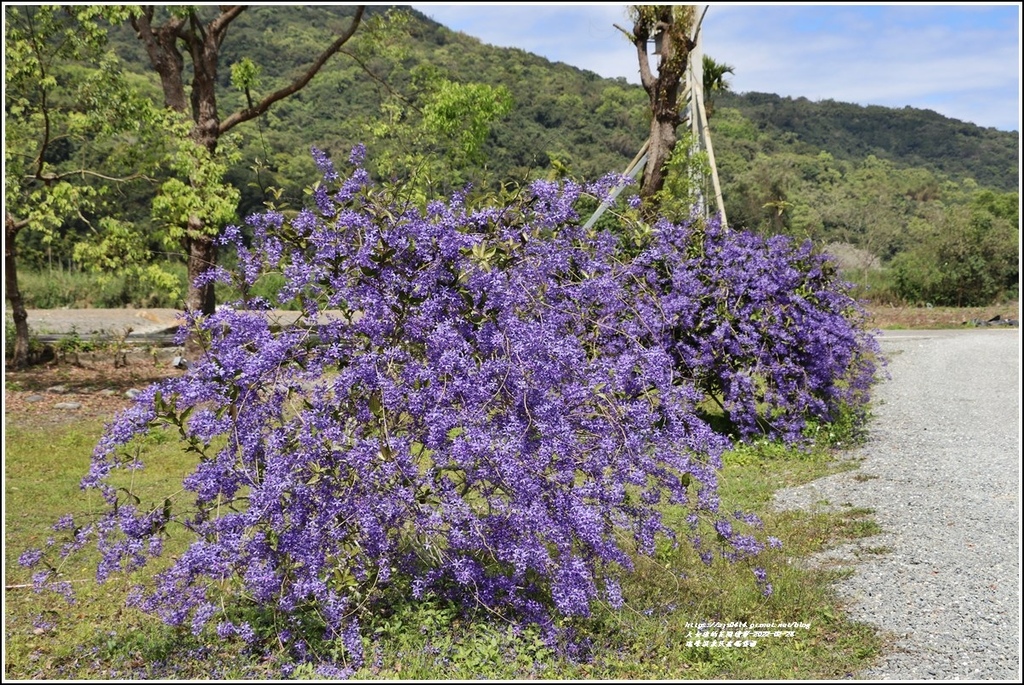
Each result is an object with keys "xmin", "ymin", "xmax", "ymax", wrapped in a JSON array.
[
  {"xmin": 844, "ymin": 517, "xmax": 883, "ymax": 540},
  {"xmin": 861, "ymin": 546, "xmax": 894, "ymax": 556}
]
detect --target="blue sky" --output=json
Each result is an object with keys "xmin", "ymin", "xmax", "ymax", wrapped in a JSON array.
[{"xmin": 409, "ymin": 3, "xmax": 1022, "ymax": 132}]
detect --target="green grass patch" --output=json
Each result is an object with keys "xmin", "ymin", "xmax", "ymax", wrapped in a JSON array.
[
  {"xmin": 5, "ymin": 416, "xmax": 885, "ymax": 679},
  {"xmin": 13, "ymin": 262, "xmax": 294, "ymax": 311},
  {"xmin": 16, "ymin": 265, "xmax": 189, "ymax": 310}
]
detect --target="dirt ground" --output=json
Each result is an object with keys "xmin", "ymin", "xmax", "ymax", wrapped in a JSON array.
[
  {"xmin": 4, "ymin": 351, "xmax": 181, "ymax": 430},
  {"xmin": 863, "ymin": 302, "xmax": 1019, "ymax": 330}
]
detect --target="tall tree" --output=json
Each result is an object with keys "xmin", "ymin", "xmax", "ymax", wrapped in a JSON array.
[
  {"xmin": 4, "ymin": 5, "xmax": 154, "ymax": 369},
  {"xmin": 618, "ymin": 5, "xmax": 698, "ymax": 209},
  {"xmin": 126, "ymin": 5, "xmax": 365, "ymax": 357},
  {"xmin": 702, "ymin": 54, "xmax": 734, "ymax": 120}
]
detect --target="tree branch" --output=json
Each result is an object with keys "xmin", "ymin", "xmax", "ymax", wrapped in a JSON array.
[
  {"xmin": 23, "ymin": 8, "xmax": 54, "ymax": 180},
  {"xmin": 635, "ymin": 41, "xmax": 656, "ymax": 93},
  {"xmin": 337, "ymin": 46, "xmax": 418, "ymax": 113},
  {"xmin": 209, "ymin": 5, "xmax": 245, "ymax": 45},
  {"xmin": 625, "ymin": 20, "xmax": 656, "ymax": 93},
  {"xmin": 28, "ymin": 169, "xmax": 157, "ymax": 185},
  {"xmin": 131, "ymin": 8, "xmax": 185, "ymax": 58},
  {"xmin": 131, "ymin": 7, "xmax": 188, "ymax": 111},
  {"xmin": 6, "ymin": 213, "xmax": 31, "ymax": 233},
  {"xmin": 218, "ymin": 6, "xmax": 365, "ymax": 134}
]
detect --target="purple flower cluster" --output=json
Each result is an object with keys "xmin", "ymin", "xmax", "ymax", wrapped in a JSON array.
[
  {"xmin": 638, "ymin": 215, "xmax": 881, "ymax": 443},
  {"xmin": 20, "ymin": 147, "xmax": 879, "ymax": 673}
]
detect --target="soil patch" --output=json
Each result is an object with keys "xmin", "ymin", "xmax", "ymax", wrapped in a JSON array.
[
  {"xmin": 864, "ymin": 302, "xmax": 1019, "ymax": 329},
  {"xmin": 4, "ymin": 353, "xmax": 181, "ymax": 431}
]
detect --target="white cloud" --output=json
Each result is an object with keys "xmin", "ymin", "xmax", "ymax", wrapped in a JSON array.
[
  {"xmin": 692, "ymin": 4, "xmax": 1021, "ymax": 130},
  {"xmin": 410, "ymin": 3, "xmax": 1021, "ymax": 131}
]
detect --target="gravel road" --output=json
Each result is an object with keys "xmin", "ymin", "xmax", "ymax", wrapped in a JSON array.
[
  {"xmin": 19, "ymin": 308, "xmax": 331, "ymax": 344},
  {"xmin": 774, "ymin": 329, "xmax": 1021, "ymax": 680}
]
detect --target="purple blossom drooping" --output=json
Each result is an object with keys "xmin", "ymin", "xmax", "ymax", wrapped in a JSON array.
[{"xmin": 20, "ymin": 146, "xmax": 880, "ymax": 674}]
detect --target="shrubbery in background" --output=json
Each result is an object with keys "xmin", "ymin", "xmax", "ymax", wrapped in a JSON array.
[{"xmin": 890, "ymin": 190, "xmax": 1019, "ymax": 306}]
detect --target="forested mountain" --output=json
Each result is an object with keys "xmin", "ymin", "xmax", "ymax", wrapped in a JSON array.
[
  {"xmin": 102, "ymin": 4, "xmax": 652, "ymax": 218},
  {"xmin": 11, "ymin": 5, "xmax": 1019, "ymax": 307},
  {"xmin": 100, "ymin": 5, "xmax": 1017, "ymax": 208},
  {"xmin": 716, "ymin": 91, "xmax": 1017, "ymax": 192}
]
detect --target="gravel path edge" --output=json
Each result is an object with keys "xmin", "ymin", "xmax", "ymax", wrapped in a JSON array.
[{"xmin": 773, "ymin": 329, "xmax": 1021, "ymax": 680}]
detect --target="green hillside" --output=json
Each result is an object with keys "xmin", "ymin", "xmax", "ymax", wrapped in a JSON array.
[
  {"xmin": 98, "ymin": 5, "xmax": 1016, "ymax": 201},
  {"xmin": 716, "ymin": 90, "xmax": 1017, "ymax": 192},
  {"xmin": 12, "ymin": 5, "xmax": 1019, "ymax": 307}
]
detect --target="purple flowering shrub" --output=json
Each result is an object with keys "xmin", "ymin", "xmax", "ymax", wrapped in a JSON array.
[
  {"xmin": 641, "ymin": 217, "xmax": 881, "ymax": 443},
  {"xmin": 20, "ymin": 147, "xmax": 879, "ymax": 671}
]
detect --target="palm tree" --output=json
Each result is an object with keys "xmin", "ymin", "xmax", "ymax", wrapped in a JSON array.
[{"xmin": 702, "ymin": 54, "xmax": 735, "ymax": 119}]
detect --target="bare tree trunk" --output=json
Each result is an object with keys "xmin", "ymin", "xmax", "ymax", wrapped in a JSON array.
[
  {"xmin": 5, "ymin": 213, "xmax": 30, "ymax": 369},
  {"xmin": 623, "ymin": 6, "xmax": 696, "ymax": 213},
  {"xmin": 183, "ymin": 228, "xmax": 218, "ymax": 361},
  {"xmin": 182, "ymin": 11, "xmax": 224, "ymax": 331},
  {"xmin": 643, "ymin": 117, "xmax": 679, "ymax": 206},
  {"xmin": 134, "ymin": 6, "xmax": 230, "ymax": 364}
]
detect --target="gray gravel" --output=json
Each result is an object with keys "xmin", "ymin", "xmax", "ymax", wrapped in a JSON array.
[{"xmin": 773, "ymin": 329, "xmax": 1020, "ymax": 680}]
